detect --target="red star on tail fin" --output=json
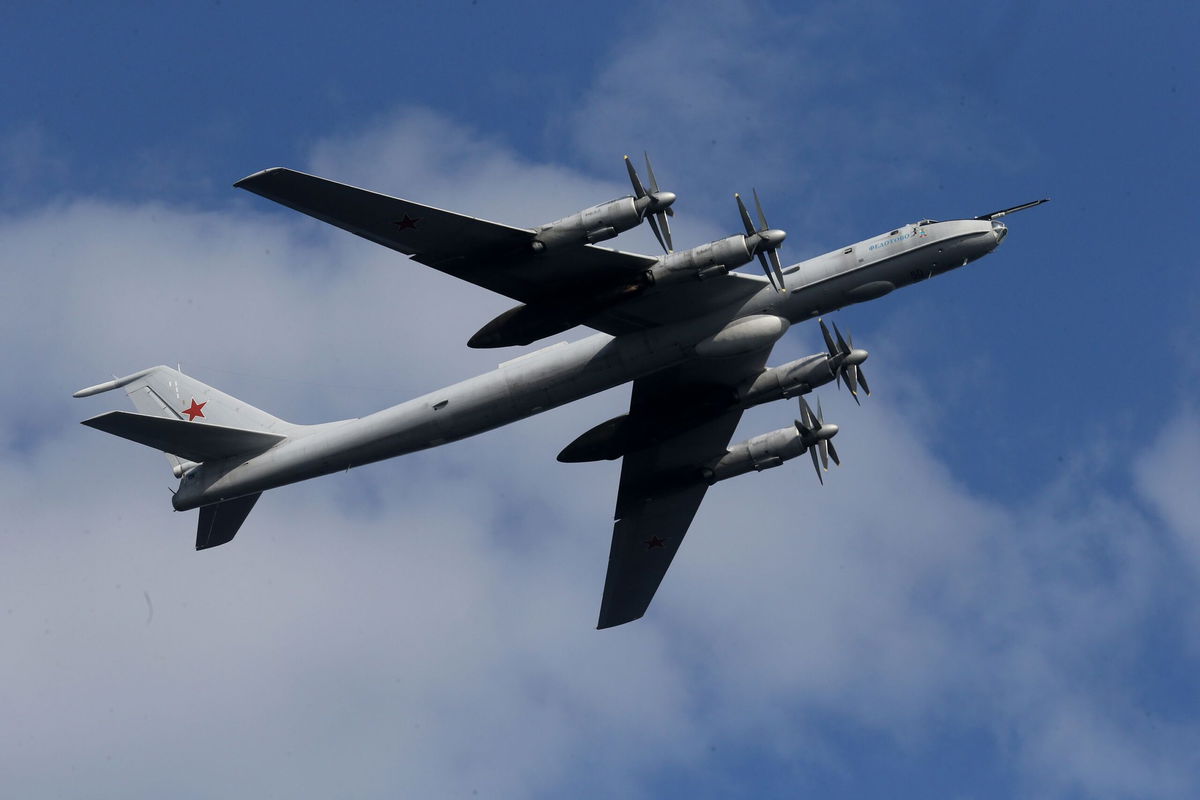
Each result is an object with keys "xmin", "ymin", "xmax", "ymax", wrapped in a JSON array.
[{"xmin": 182, "ymin": 398, "xmax": 206, "ymax": 421}]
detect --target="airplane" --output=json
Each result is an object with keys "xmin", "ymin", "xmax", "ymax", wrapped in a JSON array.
[{"xmin": 74, "ymin": 155, "xmax": 1047, "ymax": 628}]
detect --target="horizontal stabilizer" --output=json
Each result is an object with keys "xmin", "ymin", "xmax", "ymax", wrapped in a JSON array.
[
  {"xmin": 196, "ymin": 493, "xmax": 261, "ymax": 550},
  {"xmin": 81, "ymin": 411, "xmax": 285, "ymax": 463}
]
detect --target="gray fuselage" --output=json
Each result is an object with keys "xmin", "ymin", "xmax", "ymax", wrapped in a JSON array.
[{"xmin": 173, "ymin": 218, "xmax": 1004, "ymax": 511}]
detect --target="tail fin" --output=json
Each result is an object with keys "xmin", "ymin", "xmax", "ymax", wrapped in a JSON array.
[
  {"xmin": 75, "ymin": 366, "xmax": 289, "ymax": 550},
  {"xmin": 74, "ymin": 365, "xmax": 293, "ymax": 474}
]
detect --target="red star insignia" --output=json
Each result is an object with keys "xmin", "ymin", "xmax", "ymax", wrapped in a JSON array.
[
  {"xmin": 395, "ymin": 214, "xmax": 420, "ymax": 231},
  {"xmin": 643, "ymin": 536, "xmax": 665, "ymax": 550},
  {"xmin": 182, "ymin": 398, "xmax": 206, "ymax": 421}
]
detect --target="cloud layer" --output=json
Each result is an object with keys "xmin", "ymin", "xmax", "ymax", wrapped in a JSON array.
[{"xmin": 2, "ymin": 108, "xmax": 1198, "ymax": 799}]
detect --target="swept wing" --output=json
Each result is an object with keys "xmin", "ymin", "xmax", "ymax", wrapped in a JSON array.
[
  {"xmin": 235, "ymin": 168, "xmax": 656, "ymax": 307},
  {"xmin": 597, "ymin": 345, "xmax": 775, "ymax": 628}
]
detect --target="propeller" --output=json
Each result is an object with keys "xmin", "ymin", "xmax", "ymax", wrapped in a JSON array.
[
  {"xmin": 735, "ymin": 189, "xmax": 787, "ymax": 292},
  {"xmin": 795, "ymin": 396, "xmax": 840, "ymax": 484},
  {"xmin": 819, "ymin": 319, "xmax": 871, "ymax": 404},
  {"xmin": 625, "ymin": 152, "xmax": 676, "ymax": 253}
]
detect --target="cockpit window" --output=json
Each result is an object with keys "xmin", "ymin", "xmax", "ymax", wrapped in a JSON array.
[{"xmin": 916, "ymin": 219, "xmax": 938, "ymax": 226}]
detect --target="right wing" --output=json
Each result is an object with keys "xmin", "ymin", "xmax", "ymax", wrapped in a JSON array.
[
  {"xmin": 235, "ymin": 168, "xmax": 656, "ymax": 306},
  {"xmin": 235, "ymin": 168, "xmax": 770, "ymax": 339}
]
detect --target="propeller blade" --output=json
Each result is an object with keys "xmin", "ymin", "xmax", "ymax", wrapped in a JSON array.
[
  {"xmin": 816, "ymin": 397, "xmax": 825, "ymax": 425},
  {"xmin": 844, "ymin": 363, "xmax": 859, "ymax": 400},
  {"xmin": 799, "ymin": 396, "xmax": 815, "ymax": 430},
  {"xmin": 826, "ymin": 437, "xmax": 841, "ymax": 466},
  {"xmin": 769, "ymin": 249, "xmax": 786, "ymax": 292},
  {"xmin": 818, "ymin": 438, "xmax": 829, "ymax": 470},
  {"xmin": 753, "ymin": 188, "xmax": 769, "ymax": 232},
  {"xmin": 735, "ymin": 193, "xmax": 756, "ymax": 237},
  {"xmin": 857, "ymin": 367, "xmax": 871, "ymax": 397},
  {"xmin": 644, "ymin": 152, "xmax": 660, "ymax": 193},
  {"xmin": 625, "ymin": 155, "xmax": 647, "ymax": 199},
  {"xmin": 656, "ymin": 210, "xmax": 673, "ymax": 252},
  {"xmin": 831, "ymin": 321, "xmax": 850, "ymax": 355},
  {"xmin": 647, "ymin": 213, "xmax": 668, "ymax": 254},
  {"xmin": 809, "ymin": 445, "xmax": 823, "ymax": 485},
  {"xmin": 756, "ymin": 252, "xmax": 778, "ymax": 291},
  {"xmin": 819, "ymin": 319, "xmax": 838, "ymax": 358},
  {"xmin": 974, "ymin": 198, "xmax": 1050, "ymax": 221}
]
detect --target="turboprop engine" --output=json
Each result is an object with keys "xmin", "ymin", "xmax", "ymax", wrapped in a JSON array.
[
  {"xmin": 646, "ymin": 189, "xmax": 787, "ymax": 289},
  {"xmin": 702, "ymin": 396, "xmax": 841, "ymax": 485},
  {"xmin": 736, "ymin": 319, "xmax": 870, "ymax": 406},
  {"xmin": 532, "ymin": 153, "xmax": 676, "ymax": 253},
  {"xmin": 557, "ymin": 320, "xmax": 871, "ymax": 463}
]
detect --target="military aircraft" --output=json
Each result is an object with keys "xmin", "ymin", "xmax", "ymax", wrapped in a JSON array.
[{"xmin": 75, "ymin": 155, "xmax": 1046, "ymax": 628}]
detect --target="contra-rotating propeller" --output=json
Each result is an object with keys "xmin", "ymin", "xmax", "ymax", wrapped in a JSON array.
[
  {"xmin": 625, "ymin": 153, "xmax": 676, "ymax": 253},
  {"xmin": 795, "ymin": 396, "xmax": 840, "ymax": 484},
  {"xmin": 819, "ymin": 319, "xmax": 871, "ymax": 404},
  {"xmin": 735, "ymin": 190, "xmax": 788, "ymax": 292}
]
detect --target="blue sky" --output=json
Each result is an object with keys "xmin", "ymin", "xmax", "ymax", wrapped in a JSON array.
[{"xmin": 3, "ymin": 2, "xmax": 1199, "ymax": 797}]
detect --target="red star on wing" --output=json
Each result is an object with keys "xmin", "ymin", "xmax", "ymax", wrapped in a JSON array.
[
  {"xmin": 643, "ymin": 536, "xmax": 665, "ymax": 550},
  {"xmin": 395, "ymin": 214, "xmax": 420, "ymax": 231},
  {"xmin": 182, "ymin": 398, "xmax": 206, "ymax": 421}
]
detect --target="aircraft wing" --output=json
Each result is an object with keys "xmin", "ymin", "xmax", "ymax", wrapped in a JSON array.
[
  {"xmin": 234, "ymin": 168, "xmax": 657, "ymax": 307},
  {"xmin": 597, "ymin": 345, "xmax": 774, "ymax": 629}
]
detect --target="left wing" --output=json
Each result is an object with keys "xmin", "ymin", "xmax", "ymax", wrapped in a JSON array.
[
  {"xmin": 235, "ymin": 168, "xmax": 656, "ymax": 305},
  {"xmin": 597, "ymin": 346, "xmax": 775, "ymax": 629}
]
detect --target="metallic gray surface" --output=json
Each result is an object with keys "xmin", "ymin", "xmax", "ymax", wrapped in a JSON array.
[{"xmin": 78, "ymin": 171, "xmax": 1028, "ymax": 626}]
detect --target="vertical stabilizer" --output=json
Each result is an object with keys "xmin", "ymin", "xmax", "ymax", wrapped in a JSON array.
[{"xmin": 75, "ymin": 366, "xmax": 293, "ymax": 474}]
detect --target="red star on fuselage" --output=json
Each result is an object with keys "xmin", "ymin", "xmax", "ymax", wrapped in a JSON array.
[{"xmin": 182, "ymin": 398, "xmax": 206, "ymax": 421}]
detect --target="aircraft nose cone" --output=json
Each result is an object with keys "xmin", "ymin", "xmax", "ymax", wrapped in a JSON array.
[{"xmin": 992, "ymin": 220, "xmax": 1008, "ymax": 244}]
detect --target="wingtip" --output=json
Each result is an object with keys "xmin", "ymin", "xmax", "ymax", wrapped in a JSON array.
[
  {"xmin": 596, "ymin": 609, "xmax": 645, "ymax": 630},
  {"xmin": 233, "ymin": 167, "xmax": 288, "ymax": 189}
]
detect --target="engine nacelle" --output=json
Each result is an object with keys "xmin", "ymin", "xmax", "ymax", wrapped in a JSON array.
[
  {"xmin": 702, "ymin": 426, "xmax": 807, "ymax": 484},
  {"xmin": 645, "ymin": 235, "xmax": 751, "ymax": 286},
  {"xmin": 533, "ymin": 197, "xmax": 643, "ymax": 251},
  {"xmin": 735, "ymin": 354, "xmax": 837, "ymax": 407}
]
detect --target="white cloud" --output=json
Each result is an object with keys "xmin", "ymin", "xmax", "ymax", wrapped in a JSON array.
[{"xmin": 3, "ymin": 109, "xmax": 1198, "ymax": 799}]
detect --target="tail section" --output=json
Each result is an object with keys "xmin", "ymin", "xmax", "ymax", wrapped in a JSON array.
[
  {"xmin": 75, "ymin": 365, "xmax": 292, "ymax": 550},
  {"xmin": 196, "ymin": 493, "xmax": 262, "ymax": 550},
  {"xmin": 80, "ymin": 411, "xmax": 285, "ymax": 463},
  {"xmin": 75, "ymin": 365, "xmax": 294, "ymax": 474},
  {"xmin": 74, "ymin": 365, "xmax": 290, "ymax": 431}
]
